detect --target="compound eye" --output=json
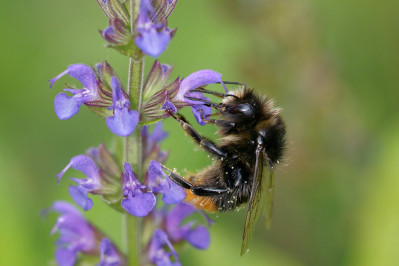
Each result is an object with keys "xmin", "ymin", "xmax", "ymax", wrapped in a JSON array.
[{"xmin": 228, "ymin": 103, "xmax": 254, "ymax": 116}]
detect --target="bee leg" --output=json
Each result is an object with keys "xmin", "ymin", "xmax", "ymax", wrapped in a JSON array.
[
  {"xmin": 168, "ymin": 172, "xmax": 192, "ymax": 189},
  {"xmin": 168, "ymin": 112, "xmax": 227, "ymax": 159},
  {"xmin": 160, "ymin": 164, "xmax": 192, "ymax": 189},
  {"xmin": 205, "ymin": 119, "xmax": 235, "ymax": 128},
  {"xmin": 191, "ymin": 186, "xmax": 229, "ymax": 196}
]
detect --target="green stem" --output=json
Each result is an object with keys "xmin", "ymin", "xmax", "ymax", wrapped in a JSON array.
[{"xmin": 122, "ymin": 1, "xmax": 145, "ymax": 265}]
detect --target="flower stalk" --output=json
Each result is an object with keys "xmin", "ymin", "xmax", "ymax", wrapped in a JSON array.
[{"xmin": 123, "ymin": 1, "xmax": 145, "ymax": 265}]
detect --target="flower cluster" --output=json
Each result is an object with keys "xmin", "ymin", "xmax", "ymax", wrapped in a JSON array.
[
  {"xmin": 49, "ymin": 0, "xmax": 231, "ymax": 265},
  {"xmin": 50, "ymin": 201, "xmax": 124, "ymax": 266},
  {"xmin": 97, "ymin": 0, "xmax": 177, "ymax": 58},
  {"xmin": 52, "ymin": 122, "xmax": 211, "ymax": 265},
  {"xmin": 147, "ymin": 203, "xmax": 212, "ymax": 265}
]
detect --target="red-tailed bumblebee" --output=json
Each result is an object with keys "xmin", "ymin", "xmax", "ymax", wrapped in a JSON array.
[{"xmin": 162, "ymin": 83, "xmax": 286, "ymax": 255}]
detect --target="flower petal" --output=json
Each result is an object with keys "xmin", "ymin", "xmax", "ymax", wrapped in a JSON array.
[
  {"xmin": 69, "ymin": 185, "xmax": 93, "ymax": 211},
  {"xmin": 147, "ymin": 160, "xmax": 164, "ymax": 188},
  {"xmin": 106, "ymin": 108, "xmax": 139, "ymax": 137},
  {"xmin": 135, "ymin": 27, "xmax": 171, "ymax": 58},
  {"xmin": 100, "ymin": 238, "xmax": 121, "ymax": 266},
  {"xmin": 49, "ymin": 69, "xmax": 68, "ymax": 88},
  {"xmin": 162, "ymin": 100, "xmax": 177, "ymax": 113},
  {"xmin": 166, "ymin": 203, "xmax": 196, "ymax": 240},
  {"xmin": 106, "ymin": 77, "xmax": 138, "ymax": 137},
  {"xmin": 149, "ymin": 122, "xmax": 168, "ymax": 143},
  {"xmin": 49, "ymin": 64, "xmax": 97, "ymax": 93},
  {"xmin": 191, "ymin": 100, "xmax": 212, "ymax": 126},
  {"xmin": 185, "ymin": 225, "xmax": 210, "ymax": 249},
  {"xmin": 122, "ymin": 162, "xmax": 140, "ymax": 191},
  {"xmin": 66, "ymin": 64, "xmax": 97, "ymax": 92},
  {"xmin": 110, "ymin": 76, "xmax": 126, "ymax": 105},
  {"xmin": 174, "ymin": 70, "xmax": 228, "ymax": 104},
  {"xmin": 57, "ymin": 155, "xmax": 99, "ymax": 183},
  {"xmin": 54, "ymin": 92, "xmax": 85, "ymax": 120},
  {"xmin": 56, "ymin": 247, "xmax": 77, "ymax": 266},
  {"xmin": 102, "ymin": 25, "xmax": 118, "ymax": 44},
  {"xmin": 52, "ymin": 201, "xmax": 82, "ymax": 217},
  {"xmin": 71, "ymin": 155, "xmax": 99, "ymax": 178},
  {"xmin": 121, "ymin": 190, "xmax": 155, "ymax": 217},
  {"xmin": 161, "ymin": 177, "xmax": 186, "ymax": 204},
  {"xmin": 149, "ymin": 229, "xmax": 181, "ymax": 266}
]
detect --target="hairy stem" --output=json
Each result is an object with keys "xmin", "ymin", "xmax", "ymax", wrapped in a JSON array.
[{"xmin": 122, "ymin": 0, "xmax": 145, "ymax": 265}]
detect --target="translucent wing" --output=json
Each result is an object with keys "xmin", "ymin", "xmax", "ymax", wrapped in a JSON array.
[
  {"xmin": 263, "ymin": 162, "xmax": 275, "ymax": 229},
  {"xmin": 240, "ymin": 145, "xmax": 264, "ymax": 255},
  {"xmin": 240, "ymin": 146, "xmax": 275, "ymax": 256}
]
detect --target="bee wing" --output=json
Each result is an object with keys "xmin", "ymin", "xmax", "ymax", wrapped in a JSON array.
[
  {"xmin": 240, "ymin": 145, "xmax": 268, "ymax": 256},
  {"xmin": 263, "ymin": 157, "xmax": 275, "ymax": 229}
]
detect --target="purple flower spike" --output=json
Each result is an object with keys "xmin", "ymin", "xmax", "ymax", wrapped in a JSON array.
[
  {"xmin": 149, "ymin": 229, "xmax": 181, "ymax": 266},
  {"xmin": 106, "ymin": 77, "xmax": 139, "ymax": 137},
  {"xmin": 121, "ymin": 163, "xmax": 156, "ymax": 217},
  {"xmin": 50, "ymin": 64, "xmax": 98, "ymax": 120},
  {"xmin": 51, "ymin": 201, "xmax": 97, "ymax": 266},
  {"xmin": 174, "ymin": 70, "xmax": 228, "ymax": 104},
  {"xmin": 135, "ymin": 0, "xmax": 177, "ymax": 57},
  {"xmin": 100, "ymin": 238, "xmax": 122, "ymax": 266},
  {"xmin": 57, "ymin": 155, "xmax": 102, "ymax": 210},
  {"xmin": 166, "ymin": 203, "xmax": 211, "ymax": 249},
  {"xmin": 148, "ymin": 160, "xmax": 186, "ymax": 204}
]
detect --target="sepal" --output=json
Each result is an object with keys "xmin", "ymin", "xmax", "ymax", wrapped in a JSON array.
[
  {"xmin": 100, "ymin": 18, "xmax": 140, "ymax": 58},
  {"xmin": 97, "ymin": 0, "xmax": 130, "ymax": 26},
  {"xmin": 86, "ymin": 144, "xmax": 124, "ymax": 207}
]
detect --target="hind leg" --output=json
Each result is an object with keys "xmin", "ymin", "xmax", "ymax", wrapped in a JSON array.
[{"xmin": 163, "ymin": 165, "xmax": 228, "ymax": 195}]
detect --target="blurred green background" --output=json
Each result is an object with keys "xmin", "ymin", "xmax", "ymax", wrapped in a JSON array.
[{"xmin": 1, "ymin": 0, "xmax": 398, "ymax": 265}]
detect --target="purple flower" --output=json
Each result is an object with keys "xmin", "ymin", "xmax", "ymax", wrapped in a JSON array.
[
  {"xmin": 165, "ymin": 203, "xmax": 210, "ymax": 249},
  {"xmin": 121, "ymin": 163, "xmax": 156, "ymax": 217},
  {"xmin": 106, "ymin": 77, "xmax": 139, "ymax": 137},
  {"xmin": 135, "ymin": 0, "xmax": 177, "ymax": 57},
  {"xmin": 57, "ymin": 155, "xmax": 103, "ymax": 211},
  {"xmin": 174, "ymin": 70, "xmax": 228, "ymax": 124},
  {"xmin": 50, "ymin": 64, "xmax": 99, "ymax": 120},
  {"xmin": 174, "ymin": 70, "xmax": 228, "ymax": 104},
  {"xmin": 148, "ymin": 160, "xmax": 186, "ymax": 204},
  {"xmin": 100, "ymin": 238, "xmax": 124, "ymax": 266},
  {"xmin": 51, "ymin": 201, "xmax": 98, "ymax": 266},
  {"xmin": 148, "ymin": 229, "xmax": 181, "ymax": 266}
]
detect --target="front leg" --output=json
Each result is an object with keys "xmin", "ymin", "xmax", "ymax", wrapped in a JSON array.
[{"xmin": 167, "ymin": 112, "xmax": 227, "ymax": 159}]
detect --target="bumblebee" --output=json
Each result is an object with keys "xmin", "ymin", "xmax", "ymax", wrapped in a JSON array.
[{"xmin": 162, "ymin": 83, "xmax": 286, "ymax": 255}]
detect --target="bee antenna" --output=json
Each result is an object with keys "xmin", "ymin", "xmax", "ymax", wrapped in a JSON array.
[{"xmin": 221, "ymin": 81, "xmax": 247, "ymax": 90}]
